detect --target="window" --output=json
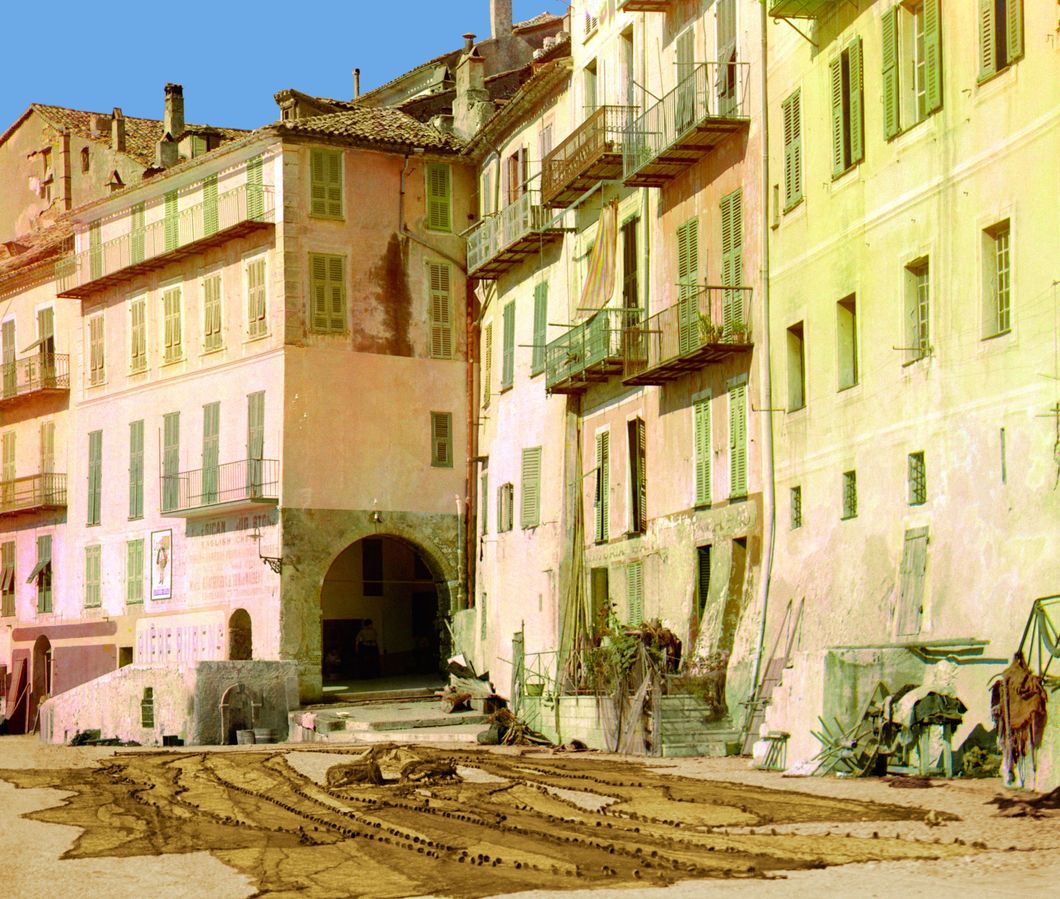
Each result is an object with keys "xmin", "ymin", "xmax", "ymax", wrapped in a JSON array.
[
  {"xmin": 521, "ymin": 447, "xmax": 542, "ymax": 529},
  {"xmin": 781, "ymin": 90, "xmax": 803, "ymax": 210},
  {"xmin": 837, "ymin": 295, "xmax": 858, "ymax": 389},
  {"xmin": 908, "ymin": 451, "xmax": 927, "ymax": 505},
  {"xmin": 88, "ymin": 315, "xmax": 105, "ymax": 385},
  {"xmin": 729, "ymin": 383, "xmax": 747, "ymax": 498},
  {"xmin": 721, "ymin": 190, "xmax": 744, "ymax": 333},
  {"xmin": 40, "ymin": 422, "xmax": 54, "ymax": 475},
  {"xmin": 310, "ymin": 148, "xmax": 343, "ymax": 219},
  {"xmin": 481, "ymin": 169, "xmax": 494, "ymax": 217},
  {"xmin": 842, "ymin": 470, "xmax": 858, "ymax": 520},
  {"xmin": 89, "ymin": 222, "xmax": 102, "ymax": 280},
  {"xmin": 129, "ymin": 420, "xmax": 144, "ymax": 519},
  {"xmin": 2, "ymin": 319, "xmax": 15, "ymax": 397},
  {"xmin": 162, "ymin": 412, "xmax": 179, "ymax": 513},
  {"xmin": 978, "ymin": 0, "xmax": 1023, "ymax": 82},
  {"xmin": 131, "ymin": 203, "xmax": 145, "ymax": 264},
  {"xmin": 80, "ymin": 146, "xmax": 90, "ymax": 173},
  {"xmin": 583, "ymin": 59, "xmax": 598, "ymax": 114},
  {"xmin": 202, "ymin": 274, "xmax": 222, "ymax": 351},
  {"xmin": 37, "ymin": 306, "xmax": 55, "ymax": 356},
  {"xmin": 362, "ymin": 539, "xmax": 383, "ymax": 596},
  {"xmin": 675, "ymin": 29, "xmax": 695, "ymax": 129},
  {"xmin": 829, "ymin": 38, "xmax": 865, "ymax": 177},
  {"xmin": 33, "ymin": 535, "xmax": 52, "ymax": 613},
  {"xmin": 787, "ymin": 323, "xmax": 805, "ymax": 411},
  {"xmin": 504, "ymin": 149, "xmax": 528, "ymax": 206},
  {"xmin": 696, "ymin": 545, "xmax": 712, "ymax": 619},
  {"xmin": 84, "ymin": 545, "xmax": 101, "ymax": 608},
  {"xmin": 1, "ymin": 540, "xmax": 15, "ymax": 617},
  {"xmin": 984, "ymin": 221, "xmax": 1011, "ymax": 337},
  {"xmin": 1, "ymin": 432, "xmax": 14, "ymax": 505},
  {"xmin": 594, "ymin": 431, "xmax": 609, "ymax": 543},
  {"xmin": 141, "ymin": 687, "xmax": 155, "ymax": 728},
  {"xmin": 480, "ymin": 469, "xmax": 488, "ymax": 536},
  {"xmin": 676, "ymin": 218, "xmax": 700, "ymax": 355},
  {"xmin": 693, "ymin": 395, "xmax": 712, "ymax": 507},
  {"xmin": 247, "ymin": 391, "xmax": 265, "ymax": 495},
  {"xmin": 246, "ymin": 257, "xmax": 267, "ymax": 338},
  {"xmin": 791, "ymin": 485, "xmax": 803, "ymax": 529},
  {"xmin": 531, "ymin": 283, "xmax": 548, "ymax": 375},
  {"xmin": 246, "ymin": 155, "xmax": 264, "ymax": 219},
  {"xmin": 497, "ymin": 482, "xmax": 514, "ymax": 533},
  {"xmin": 481, "ymin": 323, "xmax": 492, "ymax": 408},
  {"xmin": 425, "ymin": 163, "xmax": 452, "ymax": 232},
  {"xmin": 202, "ymin": 402, "xmax": 220, "ymax": 504},
  {"xmin": 628, "ymin": 417, "xmax": 646, "ymax": 534},
  {"xmin": 431, "ymin": 412, "xmax": 453, "ymax": 468},
  {"xmin": 882, "ymin": 0, "xmax": 942, "ymax": 139},
  {"xmin": 203, "ymin": 174, "xmax": 218, "ymax": 236},
  {"xmin": 716, "ymin": 0, "xmax": 738, "ymax": 115},
  {"xmin": 896, "ymin": 527, "xmax": 929, "ymax": 635},
  {"xmin": 626, "ymin": 561, "xmax": 644, "ymax": 625},
  {"xmin": 309, "ymin": 253, "xmax": 346, "ymax": 334},
  {"xmin": 501, "ymin": 301, "xmax": 515, "ymax": 389},
  {"xmin": 87, "ymin": 430, "xmax": 102, "ymax": 526},
  {"xmin": 126, "ymin": 539, "xmax": 144, "ymax": 606},
  {"xmin": 428, "ymin": 261, "xmax": 453, "ymax": 359},
  {"xmin": 621, "ymin": 218, "xmax": 639, "ymax": 313},
  {"xmin": 583, "ymin": 6, "xmax": 599, "ymax": 39},
  {"xmin": 905, "ymin": 260, "xmax": 930, "ymax": 361},
  {"xmin": 164, "ymin": 190, "xmax": 179, "ymax": 252},
  {"xmin": 539, "ymin": 121, "xmax": 553, "ymax": 161},
  {"xmin": 162, "ymin": 286, "xmax": 182, "ymax": 363},
  {"xmin": 130, "ymin": 296, "xmax": 147, "ymax": 371}
]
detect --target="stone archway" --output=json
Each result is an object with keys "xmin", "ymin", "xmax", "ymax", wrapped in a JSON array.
[
  {"xmin": 229, "ymin": 609, "xmax": 253, "ymax": 661},
  {"xmin": 32, "ymin": 635, "xmax": 52, "ymax": 698}
]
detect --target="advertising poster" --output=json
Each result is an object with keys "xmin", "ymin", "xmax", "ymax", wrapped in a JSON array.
[{"xmin": 151, "ymin": 529, "xmax": 172, "ymax": 600}]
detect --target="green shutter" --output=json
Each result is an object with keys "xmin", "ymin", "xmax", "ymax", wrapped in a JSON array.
[
  {"xmin": 203, "ymin": 275, "xmax": 222, "ymax": 350},
  {"xmin": 247, "ymin": 259, "xmax": 267, "ymax": 337},
  {"xmin": 782, "ymin": 91, "xmax": 803, "ymax": 207},
  {"xmin": 426, "ymin": 164, "xmax": 452, "ymax": 232},
  {"xmin": 482, "ymin": 324, "xmax": 492, "ymax": 407},
  {"xmin": 126, "ymin": 539, "xmax": 144, "ymax": 605},
  {"xmin": 1005, "ymin": 0, "xmax": 1023, "ymax": 63},
  {"xmin": 246, "ymin": 392, "xmax": 265, "ymax": 494},
  {"xmin": 847, "ymin": 37, "xmax": 864, "ymax": 165},
  {"xmin": 882, "ymin": 8, "xmax": 900, "ymax": 138},
  {"xmin": 164, "ymin": 190, "xmax": 179, "ymax": 251},
  {"xmin": 694, "ymin": 397, "xmax": 711, "ymax": 506},
  {"xmin": 2, "ymin": 432, "xmax": 14, "ymax": 485},
  {"xmin": 40, "ymin": 422, "xmax": 54, "ymax": 474},
  {"xmin": 922, "ymin": 0, "xmax": 942, "ymax": 114},
  {"xmin": 87, "ymin": 430, "xmax": 102, "ymax": 525},
  {"xmin": 131, "ymin": 298, "xmax": 146, "ymax": 369},
  {"xmin": 431, "ymin": 412, "xmax": 453, "ymax": 468},
  {"xmin": 202, "ymin": 402, "xmax": 220, "ymax": 502},
  {"xmin": 521, "ymin": 447, "xmax": 541, "ymax": 528},
  {"xmin": 501, "ymin": 301, "xmax": 515, "ymax": 387},
  {"xmin": 163, "ymin": 287, "xmax": 182, "ymax": 361},
  {"xmin": 626, "ymin": 561, "xmax": 643, "ymax": 625},
  {"xmin": 129, "ymin": 420, "xmax": 144, "ymax": 519},
  {"xmin": 531, "ymin": 283, "xmax": 548, "ymax": 374},
  {"xmin": 246, "ymin": 156, "xmax": 264, "ymax": 219},
  {"xmin": 163, "ymin": 412, "xmax": 180, "ymax": 512},
  {"xmin": 480, "ymin": 471, "xmax": 489, "ymax": 535},
  {"xmin": 629, "ymin": 418, "xmax": 646, "ymax": 533},
  {"xmin": 729, "ymin": 383, "xmax": 746, "ymax": 497},
  {"xmin": 429, "ymin": 262, "xmax": 453, "ymax": 359},
  {"xmin": 2, "ymin": 320, "xmax": 14, "ymax": 397},
  {"xmin": 829, "ymin": 56, "xmax": 844, "ymax": 176},
  {"xmin": 203, "ymin": 174, "xmax": 218, "ymax": 235},
  {"xmin": 85, "ymin": 545, "xmax": 101, "ymax": 608},
  {"xmin": 595, "ymin": 431, "xmax": 609, "ymax": 543},
  {"xmin": 720, "ymin": 190, "xmax": 744, "ymax": 334},
  {"xmin": 131, "ymin": 202, "xmax": 145, "ymax": 263},
  {"xmin": 89, "ymin": 316, "xmax": 105, "ymax": 384},
  {"xmin": 310, "ymin": 149, "xmax": 343, "ymax": 218},
  {"xmin": 676, "ymin": 218, "xmax": 699, "ymax": 354},
  {"xmin": 309, "ymin": 253, "xmax": 345, "ymax": 333},
  {"xmin": 89, "ymin": 222, "xmax": 102, "ymax": 280},
  {"xmin": 978, "ymin": 0, "xmax": 996, "ymax": 82}
]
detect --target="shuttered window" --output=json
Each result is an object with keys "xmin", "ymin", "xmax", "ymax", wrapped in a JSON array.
[
  {"xmin": 628, "ymin": 418, "xmax": 646, "ymax": 534},
  {"xmin": 428, "ymin": 262, "xmax": 453, "ymax": 359},
  {"xmin": 246, "ymin": 155, "xmax": 264, "ymax": 219},
  {"xmin": 202, "ymin": 402, "xmax": 220, "ymax": 503},
  {"xmin": 531, "ymin": 283, "xmax": 548, "ymax": 375},
  {"xmin": 720, "ymin": 190, "xmax": 744, "ymax": 335},
  {"xmin": 309, "ymin": 253, "xmax": 346, "ymax": 333},
  {"xmin": 246, "ymin": 392, "xmax": 265, "ymax": 495},
  {"xmin": 310, "ymin": 148, "xmax": 343, "ymax": 219},
  {"xmin": 164, "ymin": 190, "xmax": 179, "ymax": 251},
  {"xmin": 882, "ymin": 8, "xmax": 900, "ymax": 138},
  {"xmin": 830, "ymin": 37, "xmax": 864, "ymax": 177},
  {"xmin": 626, "ymin": 560, "xmax": 644, "ymax": 625},
  {"xmin": 131, "ymin": 202, "xmax": 145, "ymax": 264},
  {"xmin": 676, "ymin": 218, "xmax": 699, "ymax": 355},
  {"xmin": 694, "ymin": 396, "xmax": 712, "ymax": 507},
  {"xmin": 130, "ymin": 296, "xmax": 147, "ymax": 371},
  {"xmin": 203, "ymin": 174, "xmax": 218, "ymax": 236},
  {"xmin": 129, "ymin": 420, "xmax": 144, "ymax": 519},
  {"xmin": 501, "ymin": 301, "xmax": 515, "ymax": 389},
  {"xmin": 431, "ymin": 412, "xmax": 453, "ymax": 468},
  {"xmin": 162, "ymin": 412, "xmax": 180, "ymax": 513},
  {"xmin": 729, "ymin": 383, "xmax": 747, "ymax": 498},
  {"xmin": 896, "ymin": 527, "xmax": 929, "ymax": 635},
  {"xmin": 842, "ymin": 469, "xmax": 858, "ymax": 519},
  {"xmin": 790, "ymin": 486, "xmax": 803, "ymax": 529},
  {"xmin": 480, "ymin": 470, "xmax": 489, "ymax": 535},
  {"xmin": 979, "ymin": 0, "xmax": 1023, "ymax": 82},
  {"xmin": 1, "ymin": 432, "xmax": 14, "ymax": 497},
  {"xmin": 426, "ymin": 163, "xmax": 452, "ymax": 232},
  {"xmin": 594, "ymin": 431, "xmax": 610, "ymax": 543},
  {"xmin": 2, "ymin": 320, "xmax": 15, "ymax": 398},
  {"xmin": 40, "ymin": 422, "xmax": 54, "ymax": 474},
  {"xmin": 1, "ymin": 540, "xmax": 14, "ymax": 617},
  {"xmin": 246, "ymin": 257, "xmax": 267, "ymax": 338},
  {"xmin": 985, "ymin": 221, "xmax": 1011, "ymax": 337},
  {"xmin": 202, "ymin": 274, "xmax": 222, "ymax": 351},
  {"xmin": 481, "ymin": 323, "xmax": 493, "ymax": 408},
  {"xmin": 908, "ymin": 451, "xmax": 927, "ymax": 506},
  {"xmin": 89, "ymin": 221, "xmax": 102, "ymax": 280},
  {"xmin": 883, "ymin": 1, "xmax": 941, "ymax": 139},
  {"xmin": 88, "ymin": 315, "xmax": 105, "ymax": 385},
  {"xmin": 126, "ymin": 539, "xmax": 144, "ymax": 605},
  {"xmin": 162, "ymin": 287, "xmax": 182, "ymax": 363},
  {"xmin": 521, "ymin": 446, "xmax": 541, "ymax": 528},
  {"xmin": 84, "ymin": 545, "xmax": 101, "ymax": 608},
  {"xmin": 36, "ymin": 535, "xmax": 52, "ymax": 613},
  {"xmin": 781, "ymin": 90, "xmax": 802, "ymax": 209},
  {"xmin": 498, "ymin": 482, "xmax": 514, "ymax": 532},
  {"xmin": 87, "ymin": 429, "xmax": 102, "ymax": 525}
]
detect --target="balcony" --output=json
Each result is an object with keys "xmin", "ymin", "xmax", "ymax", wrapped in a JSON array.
[
  {"xmin": 623, "ymin": 63, "xmax": 750, "ymax": 187},
  {"xmin": 0, "ymin": 474, "xmax": 67, "ymax": 517},
  {"xmin": 769, "ymin": 0, "xmax": 837, "ymax": 17},
  {"xmin": 57, "ymin": 184, "xmax": 275, "ymax": 299},
  {"xmin": 467, "ymin": 189, "xmax": 564, "ymax": 279},
  {"xmin": 624, "ymin": 286, "xmax": 753, "ymax": 385},
  {"xmin": 545, "ymin": 308, "xmax": 637, "ymax": 395},
  {"xmin": 0, "ymin": 354, "xmax": 70, "ymax": 408},
  {"xmin": 541, "ymin": 106, "xmax": 634, "ymax": 208},
  {"xmin": 161, "ymin": 458, "xmax": 279, "ymax": 518},
  {"xmin": 618, "ymin": 0, "xmax": 671, "ymax": 10}
]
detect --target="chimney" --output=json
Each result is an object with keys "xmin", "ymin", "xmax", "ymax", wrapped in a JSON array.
[
  {"xmin": 463, "ymin": 32, "xmax": 475, "ymax": 53},
  {"xmin": 354, "ymin": 68, "xmax": 361, "ymax": 99},
  {"xmin": 111, "ymin": 107, "xmax": 126, "ymax": 153},
  {"xmin": 453, "ymin": 47, "xmax": 492, "ymax": 141},
  {"xmin": 164, "ymin": 83, "xmax": 185, "ymax": 140},
  {"xmin": 490, "ymin": 0, "xmax": 512, "ymax": 39}
]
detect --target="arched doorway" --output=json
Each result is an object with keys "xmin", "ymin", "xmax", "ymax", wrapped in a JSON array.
[
  {"xmin": 320, "ymin": 536, "xmax": 443, "ymax": 686},
  {"xmin": 229, "ymin": 609, "xmax": 253, "ymax": 660},
  {"xmin": 32, "ymin": 635, "xmax": 52, "ymax": 698}
]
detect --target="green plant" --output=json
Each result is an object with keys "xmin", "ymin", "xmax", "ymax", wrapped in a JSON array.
[{"xmin": 698, "ymin": 315, "xmax": 722, "ymax": 345}]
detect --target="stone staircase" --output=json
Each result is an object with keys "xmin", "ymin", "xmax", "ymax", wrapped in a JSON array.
[
  {"xmin": 289, "ymin": 694, "xmax": 488, "ymax": 745},
  {"xmin": 658, "ymin": 694, "xmax": 741, "ymax": 757}
]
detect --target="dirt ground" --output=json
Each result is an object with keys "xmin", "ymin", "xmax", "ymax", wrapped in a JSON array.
[{"xmin": 0, "ymin": 735, "xmax": 1056, "ymax": 898}]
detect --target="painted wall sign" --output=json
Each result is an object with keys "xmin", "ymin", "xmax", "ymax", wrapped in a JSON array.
[
  {"xmin": 134, "ymin": 610, "xmax": 226, "ymax": 664},
  {"xmin": 151, "ymin": 529, "xmax": 173, "ymax": 600}
]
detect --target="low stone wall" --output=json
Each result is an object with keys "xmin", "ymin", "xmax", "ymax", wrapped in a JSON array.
[{"xmin": 522, "ymin": 695, "xmax": 607, "ymax": 748}]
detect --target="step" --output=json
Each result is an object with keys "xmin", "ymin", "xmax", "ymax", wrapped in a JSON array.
[
  {"xmin": 299, "ymin": 723, "xmax": 484, "ymax": 745},
  {"xmin": 661, "ymin": 740, "xmax": 737, "ymax": 758}
]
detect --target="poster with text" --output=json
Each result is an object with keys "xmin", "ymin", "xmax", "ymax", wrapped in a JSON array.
[{"xmin": 151, "ymin": 529, "xmax": 173, "ymax": 600}]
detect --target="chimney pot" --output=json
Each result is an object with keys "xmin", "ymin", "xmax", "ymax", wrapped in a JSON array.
[
  {"xmin": 490, "ymin": 0, "xmax": 512, "ymax": 39},
  {"xmin": 163, "ymin": 83, "xmax": 185, "ymax": 141},
  {"xmin": 111, "ymin": 107, "xmax": 126, "ymax": 153},
  {"xmin": 463, "ymin": 32, "xmax": 476, "ymax": 52},
  {"xmin": 354, "ymin": 68, "xmax": 361, "ymax": 99}
]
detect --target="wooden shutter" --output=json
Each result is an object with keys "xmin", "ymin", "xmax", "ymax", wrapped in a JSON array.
[
  {"xmin": 203, "ymin": 174, "xmax": 218, "ymax": 235},
  {"xmin": 88, "ymin": 429, "xmax": 102, "ymax": 524},
  {"xmin": 310, "ymin": 149, "xmax": 343, "ymax": 218},
  {"xmin": 429, "ymin": 262, "xmax": 453, "ymax": 359},
  {"xmin": 246, "ymin": 156, "xmax": 264, "ymax": 219},
  {"xmin": 882, "ymin": 8, "xmax": 900, "ymax": 138},
  {"xmin": 480, "ymin": 471, "xmax": 488, "ymax": 535},
  {"xmin": 131, "ymin": 298, "xmax": 146, "ymax": 369},
  {"xmin": 694, "ymin": 397, "xmax": 711, "ymax": 506},
  {"xmin": 847, "ymin": 37, "xmax": 864, "ymax": 165},
  {"xmin": 501, "ymin": 301, "xmax": 515, "ymax": 387},
  {"xmin": 129, "ymin": 419, "xmax": 144, "ymax": 519},
  {"xmin": 1005, "ymin": 0, "xmax": 1023, "ymax": 63},
  {"xmin": 729, "ymin": 383, "xmax": 747, "ymax": 497},
  {"xmin": 309, "ymin": 253, "xmax": 345, "ymax": 333},
  {"xmin": 89, "ymin": 221, "xmax": 102, "ymax": 280},
  {"xmin": 246, "ymin": 392, "xmax": 264, "ymax": 494},
  {"xmin": 978, "ymin": 0, "xmax": 996, "ymax": 81},
  {"xmin": 595, "ymin": 431, "xmax": 609, "ymax": 543},
  {"xmin": 426, "ymin": 164, "xmax": 452, "ymax": 232},
  {"xmin": 675, "ymin": 29, "xmax": 695, "ymax": 130},
  {"xmin": 164, "ymin": 190, "xmax": 179, "ymax": 251},
  {"xmin": 85, "ymin": 545, "xmax": 101, "ymax": 607},
  {"xmin": 40, "ymin": 421, "xmax": 54, "ymax": 476},
  {"xmin": 203, "ymin": 275, "xmax": 221, "ymax": 349},
  {"xmin": 481, "ymin": 324, "xmax": 492, "ymax": 407},
  {"xmin": 163, "ymin": 412, "xmax": 179, "ymax": 511},
  {"xmin": 1, "ymin": 321, "xmax": 14, "ymax": 397},
  {"xmin": 431, "ymin": 412, "xmax": 453, "ymax": 467},
  {"xmin": 782, "ymin": 91, "xmax": 803, "ymax": 206},
  {"xmin": 127, "ymin": 539, "xmax": 144, "ymax": 604},
  {"xmin": 923, "ymin": 0, "xmax": 942, "ymax": 114},
  {"xmin": 309, "ymin": 253, "xmax": 329, "ymax": 332},
  {"xmin": 521, "ymin": 447, "xmax": 541, "ymax": 528},
  {"xmin": 163, "ymin": 287, "xmax": 181, "ymax": 360},
  {"xmin": 829, "ymin": 56, "xmax": 844, "ymax": 176},
  {"xmin": 676, "ymin": 218, "xmax": 699, "ymax": 354},
  {"xmin": 327, "ymin": 255, "xmax": 345, "ymax": 332},
  {"xmin": 131, "ymin": 202, "xmax": 145, "ymax": 263},
  {"xmin": 897, "ymin": 527, "xmax": 929, "ymax": 635},
  {"xmin": 247, "ymin": 259, "xmax": 267, "ymax": 337},
  {"xmin": 1, "ymin": 432, "xmax": 13, "ymax": 485},
  {"xmin": 721, "ymin": 190, "xmax": 744, "ymax": 333},
  {"xmin": 626, "ymin": 561, "xmax": 644, "ymax": 625},
  {"xmin": 628, "ymin": 417, "xmax": 646, "ymax": 533},
  {"xmin": 531, "ymin": 283, "xmax": 548, "ymax": 374},
  {"xmin": 202, "ymin": 402, "xmax": 220, "ymax": 501},
  {"xmin": 89, "ymin": 316, "xmax": 104, "ymax": 383}
]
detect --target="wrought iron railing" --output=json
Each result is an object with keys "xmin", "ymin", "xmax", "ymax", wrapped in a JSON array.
[
  {"xmin": 57, "ymin": 184, "xmax": 274, "ymax": 294},
  {"xmin": 542, "ymin": 106, "xmax": 635, "ymax": 205},
  {"xmin": 0, "ymin": 473, "xmax": 67, "ymax": 515},
  {"xmin": 623, "ymin": 63, "xmax": 750, "ymax": 180},
  {"xmin": 545, "ymin": 307, "xmax": 638, "ymax": 391},
  {"xmin": 467, "ymin": 189, "xmax": 554, "ymax": 274},
  {"xmin": 161, "ymin": 458, "xmax": 279, "ymax": 515},
  {"xmin": 0, "ymin": 354, "xmax": 70, "ymax": 401}
]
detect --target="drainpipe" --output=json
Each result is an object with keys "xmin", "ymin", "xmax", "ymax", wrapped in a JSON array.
[
  {"xmin": 455, "ymin": 494, "xmax": 465, "ymax": 613},
  {"xmin": 749, "ymin": 2, "xmax": 776, "ymax": 718},
  {"xmin": 465, "ymin": 275, "xmax": 478, "ymax": 612},
  {"xmin": 398, "ymin": 153, "xmax": 411, "ymax": 233}
]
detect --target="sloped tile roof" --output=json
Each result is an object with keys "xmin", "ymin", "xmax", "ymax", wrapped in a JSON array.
[
  {"xmin": 276, "ymin": 107, "xmax": 463, "ymax": 152},
  {"xmin": 0, "ymin": 216, "xmax": 73, "ymax": 282}
]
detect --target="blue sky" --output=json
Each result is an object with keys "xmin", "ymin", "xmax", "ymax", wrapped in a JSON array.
[{"xmin": 0, "ymin": 1, "xmax": 567, "ymax": 132}]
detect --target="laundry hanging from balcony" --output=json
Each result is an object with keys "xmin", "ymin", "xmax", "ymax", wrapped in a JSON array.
[{"xmin": 578, "ymin": 199, "xmax": 617, "ymax": 316}]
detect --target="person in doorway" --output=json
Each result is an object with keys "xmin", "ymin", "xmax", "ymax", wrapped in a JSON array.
[{"xmin": 355, "ymin": 619, "xmax": 380, "ymax": 678}]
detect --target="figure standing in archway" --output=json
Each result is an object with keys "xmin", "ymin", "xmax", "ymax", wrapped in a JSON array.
[{"xmin": 355, "ymin": 619, "xmax": 379, "ymax": 679}]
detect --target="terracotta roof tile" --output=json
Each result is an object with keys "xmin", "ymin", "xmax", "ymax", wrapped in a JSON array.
[{"xmin": 276, "ymin": 107, "xmax": 463, "ymax": 152}]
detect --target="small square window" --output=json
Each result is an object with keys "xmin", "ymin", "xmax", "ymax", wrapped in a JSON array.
[
  {"xmin": 908, "ymin": 451, "xmax": 927, "ymax": 505},
  {"xmin": 905, "ymin": 259, "xmax": 930, "ymax": 362},
  {"xmin": 841, "ymin": 470, "xmax": 858, "ymax": 520},
  {"xmin": 790, "ymin": 486, "xmax": 802, "ymax": 530}
]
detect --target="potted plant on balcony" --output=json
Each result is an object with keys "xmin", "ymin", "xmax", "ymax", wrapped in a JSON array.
[
  {"xmin": 698, "ymin": 315, "xmax": 723, "ymax": 345},
  {"xmin": 727, "ymin": 321, "xmax": 751, "ymax": 344}
]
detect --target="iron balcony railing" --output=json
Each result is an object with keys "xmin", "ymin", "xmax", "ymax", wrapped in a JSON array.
[
  {"xmin": 467, "ymin": 189, "xmax": 560, "ymax": 277},
  {"xmin": 161, "ymin": 458, "xmax": 279, "ymax": 516},
  {"xmin": 623, "ymin": 63, "xmax": 750, "ymax": 184},
  {"xmin": 624, "ymin": 286, "xmax": 753, "ymax": 384},
  {"xmin": 545, "ymin": 307, "xmax": 639, "ymax": 394},
  {"xmin": 0, "ymin": 353, "xmax": 70, "ymax": 403},
  {"xmin": 57, "ymin": 184, "xmax": 275, "ymax": 297},
  {"xmin": 0, "ymin": 473, "xmax": 67, "ymax": 516},
  {"xmin": 542, "ymin": 105, "xmax": 635, "ymax": 207}
]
